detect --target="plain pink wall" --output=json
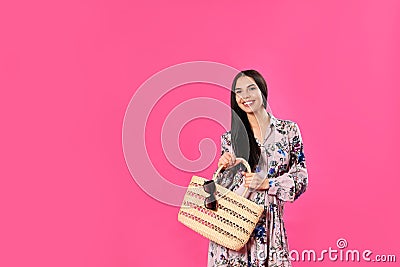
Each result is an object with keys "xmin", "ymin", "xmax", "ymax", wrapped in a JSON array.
[{"xmin": 1, "ymin": 0, "xmax": 399, "ymax": 266}]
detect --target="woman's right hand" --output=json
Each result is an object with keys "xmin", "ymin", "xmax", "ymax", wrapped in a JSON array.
[{"xmin": 218, "ymin": 152, "xmax": 236, "ymax": 169}]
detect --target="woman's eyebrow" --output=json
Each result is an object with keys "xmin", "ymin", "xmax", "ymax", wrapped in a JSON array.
[{"xmin": 235, "ymin": 83, "xmax": 256, "ymax": 90}]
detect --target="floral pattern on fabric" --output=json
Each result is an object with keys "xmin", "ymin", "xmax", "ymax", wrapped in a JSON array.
[{"xmin": 208, "ymin": 113, "xmax": 308, "ymax": 267}]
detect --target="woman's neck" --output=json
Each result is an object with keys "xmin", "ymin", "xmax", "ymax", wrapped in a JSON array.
[{"xmin": 247, "ymin": 109, "xmax": 269, "ymax": 129}]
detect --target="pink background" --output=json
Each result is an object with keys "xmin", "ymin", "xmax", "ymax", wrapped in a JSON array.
[{"xmin": 1, "ymin": 0, "xmax": 399, "ymax": 266}]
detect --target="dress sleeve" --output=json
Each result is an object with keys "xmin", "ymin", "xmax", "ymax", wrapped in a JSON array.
[
  {"xmin": 213, "ymin": 132, "xmax": 232, "ymax": 178},
  {"xmin": 219, "ymin": 131, "xmax": 232, "ymax": 156},
  {"xmin": 267, "ymin": 122, "xmax": 308, "ymax": 202}
]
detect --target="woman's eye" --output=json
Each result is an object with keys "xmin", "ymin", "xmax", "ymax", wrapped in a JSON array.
[
  {"xmin": 249, "ymin": 87, "xmax": 256, "ymax": 90},
  {"xmin": 235, "ymin": 90, "xmax": 241, "ymax": 94}
]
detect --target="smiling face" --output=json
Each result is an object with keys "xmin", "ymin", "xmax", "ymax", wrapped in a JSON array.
[{"xmin": 234, "ymin": 76, "xmax": 265, "ymax": 114}]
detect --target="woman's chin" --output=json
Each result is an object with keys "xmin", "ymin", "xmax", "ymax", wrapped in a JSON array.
[{"xmin": 240, "ymin": 106, "xmax": 260, "ymax": 114}]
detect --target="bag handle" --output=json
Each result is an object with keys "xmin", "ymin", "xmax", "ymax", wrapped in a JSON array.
[{"xmin": 212, "ymin": 157, "xmax": 251, "ymax": 197}]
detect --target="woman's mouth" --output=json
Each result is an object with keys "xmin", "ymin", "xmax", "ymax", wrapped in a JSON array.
[{"xmin": 242, "ymin": 100, "xmax": 254, "ymax": 107}]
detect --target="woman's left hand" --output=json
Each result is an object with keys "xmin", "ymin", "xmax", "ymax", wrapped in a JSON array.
[{"xmin": 241, "ymin": 171, "xmax": 269, "ymax": 190}]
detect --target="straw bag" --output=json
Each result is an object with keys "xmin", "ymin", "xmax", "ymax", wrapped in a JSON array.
[{"xmin": 178, "ymin": 158, "xmax": 264, "ymax": 251}]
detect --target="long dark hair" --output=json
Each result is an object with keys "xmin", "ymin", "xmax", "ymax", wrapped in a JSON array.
[{"xmin": 231, "ymin": 70, "xmax": 268, "ymax": 171}]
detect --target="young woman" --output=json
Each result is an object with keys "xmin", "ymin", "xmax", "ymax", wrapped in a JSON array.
[{"xmin": 208, "ymin": 70, "xmax": 308, "ymax": 267}]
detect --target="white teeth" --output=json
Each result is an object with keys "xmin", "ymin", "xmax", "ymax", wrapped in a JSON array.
[{"xmin": 244, "ymin": 101, "xmax": 254, "ymax": 105}]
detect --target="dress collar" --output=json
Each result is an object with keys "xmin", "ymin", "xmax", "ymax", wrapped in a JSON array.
[{"xmin": 267, "ymin": 112, "xmax": 278, "ymax": 128}]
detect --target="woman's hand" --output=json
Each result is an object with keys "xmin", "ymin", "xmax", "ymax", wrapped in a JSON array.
[
  {"xmin": 218, "ymin": 152, "xmax": 236, "ymax": 169},
  {"xmin": 242, "ymin": 171, "xmax": 269, "ymax": 190}
]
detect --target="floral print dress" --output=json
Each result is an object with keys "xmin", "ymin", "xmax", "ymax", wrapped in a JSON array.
[{"xmin": 208, "ymin": 112, "xmax": 308, "ymax": 267}]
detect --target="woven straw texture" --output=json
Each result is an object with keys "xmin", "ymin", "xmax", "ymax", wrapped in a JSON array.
[{"xmin": 178, "ymin": 174, "xmax": 264, "ymax": 251}]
